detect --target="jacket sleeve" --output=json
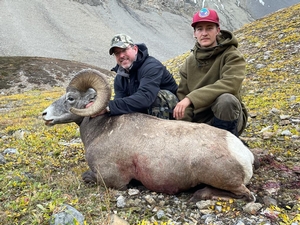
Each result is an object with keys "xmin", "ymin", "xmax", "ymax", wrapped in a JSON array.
[
  {"xmin": 113, "ymin": 76, "xmax": 127, "ymax": 99},
  {"xmin": 109, "ymin": 62, "xmax": 163, "ymax": 115},
  {"xmin": 177, "ymin": 59, "xmax": 194, "ymax": 121}
]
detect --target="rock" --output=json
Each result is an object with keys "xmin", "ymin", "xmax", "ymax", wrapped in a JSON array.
[
  {"xmin": 13, "ymin": 129, "xmax": 29, "ymax": 140},
  {"xmin": 133, "ymin": 198, "xmax": 142, "ymax": 206},
  {"xmin": 291, "ymin": 118, "xmax": 300, "ymax": 124},
  {"xmin": 109, "ymin": 214, "xmax": 129, "ymax": 225},
  {"xmin": 255, "ymin": 64, "xmax": 266, "ymax": 69},
  {"xmin": 259, "ymin": 126, "xmax": 272, "ymax": 133},
  {"xmin": 247, "ymin": 59, "xmax": 255, "ymax": 63},
  {"xmin": 270, "ymin": 108, "xmax": 280, "ymax": 114},
  {"xmin": 280, "ymin": 114, "xmax": 291, "ymax": 120},
  {"xmin": 262, "ymin": 132, "xmax": 274, "ymax": 140},
  {"xmin": 279, "ymin": 120, "xmax": 291, "ymax": 125},
  {"xmin": 144, "ymin": 194, "xmax": 156, "ymax": 205},
  {"xmin": 263, "ymin": 181, "xmax": 281, "ymax": 194},
  {"xmin": 3, "ymin": 148, "xmax": 19, "ymax": 154},
  {"xmin": 50, "ymin": 204, "xmax": 84, "ymax": 225},
  {"xmin": 215, "ymin": 205, "xmax": 222, "ymax": 212},
  {"xmin": 281, "ymin": 130, "xmax": 292, "ymax": 136},
  {"xmin": 0, "ymin": 153, "xmax": 6, "ymax": 164},
  {"xmin": 248, "ymin": 112, "xmax": 257, "ymax": 118},
  {"xmin": 128, "ymin": 188, "xmax": 139, "ymax": 196},
  {"xmin": 261, "ymin": 207, "xmax": 280, "ymax": 219},
  {"xmin": 196, "ymin": 200, "xmax": 215, "ymax": 210},
  {"xmin": 263, "ymin": 196, "xmax": 277, "ymax": 206},
  {"xmin": 116, "ymin": 195, "xmax": 126, "ymax": 208},
  {"xmin": 156, "ymin": 209, "xmax": 165, "ymax": 219},
  {"xmin": 201, "ymin": 214, "xmax": 217, "ymax": 224},
  {"xmin": 242, "ymin": 202, "xmax": 263, "ymax": 215}
]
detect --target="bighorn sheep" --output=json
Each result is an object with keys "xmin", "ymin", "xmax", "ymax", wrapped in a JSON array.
[{"xmin": 42, "ymin": 69, "xmax": 257, "ymax": 202}]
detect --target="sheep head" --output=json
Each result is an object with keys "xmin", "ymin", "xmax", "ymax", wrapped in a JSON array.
[
  {"xmin": 68, "ymin": 69, "xmax": 111, "ymax": 117},
  {"xmin": 42, "ymin": 69, "xmax": 111, "ymax": 126}
]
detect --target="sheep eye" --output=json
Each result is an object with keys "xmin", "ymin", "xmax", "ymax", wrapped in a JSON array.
[{"xmin": 67, "ymin": 97, "xmax": 75, "ymax": 102}]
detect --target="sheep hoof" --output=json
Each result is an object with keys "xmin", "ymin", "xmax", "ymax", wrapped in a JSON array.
[
  {"xmin": 249, "ymin": 192, "xmax": 256, "ymax": 202},
  {"xmin": 82, "ymin": 170, "xmax": 97, "ymax": 184}
]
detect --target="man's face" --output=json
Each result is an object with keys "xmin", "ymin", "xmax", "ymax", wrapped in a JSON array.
[
  {"xmin": 112, "ymin": 45, "xmax": 138, "ymax": 69},
  {"xmin": 194, "ymin": 22, "xmax": 220, "ymax": 48}
]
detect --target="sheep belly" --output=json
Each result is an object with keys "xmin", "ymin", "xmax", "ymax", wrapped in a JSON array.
[{"xmin": 113, "ymin": 140, "xmax": 252, "ymax": 195}]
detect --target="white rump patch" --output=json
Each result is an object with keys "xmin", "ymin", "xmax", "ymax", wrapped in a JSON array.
[{"xmin": 226, "ymin": 133, "xmax": 254, "ymax": 184}]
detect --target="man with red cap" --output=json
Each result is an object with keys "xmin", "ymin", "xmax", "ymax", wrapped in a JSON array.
[{"xmin": 173, "ymin": 8, "xmax": 248, "ymax": 137}]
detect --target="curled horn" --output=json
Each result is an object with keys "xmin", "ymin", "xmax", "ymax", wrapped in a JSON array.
[{"xmin": 68, "ymin": 69, "xmax": 111, "ymax": 117}]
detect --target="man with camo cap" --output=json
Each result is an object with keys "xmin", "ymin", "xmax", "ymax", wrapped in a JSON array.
[{"xmin": 93, "ymin": 34, "xmax": 178, "ymax": 119}]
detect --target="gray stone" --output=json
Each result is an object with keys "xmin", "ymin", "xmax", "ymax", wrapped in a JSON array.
[
  {"xmin": 255, "ymin": 64, "xmax": 266, "ymax": 69},
  {"xmin": 109, "ymin": 214, "xmax": 129, "ymax": 225},
  {"xmin": 13, "ymin": 129, "xmax": 29, "ymax": 140},
  {"xmin": 196, "ymin": 200, "xmax": 215, "ymax": 210},
  {"xmin": 0, "ymin": 153, "xmax": 6, "ymax": 164},
  {"xmin": 281, "ymin": 130, "xmax": 292, "ymax": 136},
  {"xmin": 50, "ymin": 204, "xmax": 84, "ymax": 225},
  {"xmin": 263, "ymin": 196, "xmax": 277, "ymax": 206},
  {"xmin": 116, "ymin": 195, "xmax": 126, "ymax": 208},
  {"xmin": 144, "ymin": 194, "xmax": 156, "ymax": 205},
  {"xmin": 3, "ymin": 148, "xmax": 18, "ymax": 154},
  {"xmin": 270, "ymin": 108, "xmax": 280, "ymax": 114},
  {"xmin": 128, "ymin": 188, "xmax": 139, "ymax": 196},
  {"xmin": 242, "ymin": 202, "xmax": 263, "ymax": 215},
  {"xmin": 156, "ymin": 209, "xmax": 165, "ymax": 219},
  {"xmin": 280, "ymin": 114, "xmax": 291, "ymax": 120}
]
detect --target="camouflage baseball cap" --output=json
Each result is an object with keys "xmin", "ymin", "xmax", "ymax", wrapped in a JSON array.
[{"xmin": 109, "ymin": 34, "xmax": 134, "ymax": 55}]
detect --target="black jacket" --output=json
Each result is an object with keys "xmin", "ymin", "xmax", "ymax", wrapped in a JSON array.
[{"xmin": 108, "ymin": 43, "xmax": 178, "ymax": 115}]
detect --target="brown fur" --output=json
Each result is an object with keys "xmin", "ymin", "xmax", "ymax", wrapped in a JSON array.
[{"xmin": 79, "ymin": 113, "xmax": 255, "ymax": 202}]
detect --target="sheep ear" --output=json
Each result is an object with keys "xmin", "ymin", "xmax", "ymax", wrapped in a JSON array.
[{"xmin": 68, "ymin": 69, "xmax": 111, "ymax": 117}]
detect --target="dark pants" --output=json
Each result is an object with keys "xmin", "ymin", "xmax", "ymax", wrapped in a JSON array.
[{"xmin": 193, "ymin": 93, "xmax": 246, "ymax": 135}]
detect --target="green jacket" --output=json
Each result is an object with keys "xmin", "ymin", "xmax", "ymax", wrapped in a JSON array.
[{"xmin": 177, "ymin": 30, "xmax": 248, "ymax": 127}]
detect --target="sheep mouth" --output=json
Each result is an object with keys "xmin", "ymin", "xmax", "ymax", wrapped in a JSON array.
[{"xmin": 44, "ymin": 120, "xmax": 54, "ymax": 126}]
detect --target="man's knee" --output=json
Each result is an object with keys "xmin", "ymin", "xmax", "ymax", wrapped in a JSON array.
[
  {"xmin": 148, "ymin": 90, "xmax": 178, "ymax": 120},
  {"xmin": 214, "ymin": 93, "xmax": 240, "ymax": 110},
  {"xmin": 212, "ymin": 93, "xmax": 241, "ymax": 121}
]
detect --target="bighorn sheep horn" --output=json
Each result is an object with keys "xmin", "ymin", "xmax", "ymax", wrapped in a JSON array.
[{"xmin": 68, "ymin": 69, "xmax": 111, "ymax": 117}]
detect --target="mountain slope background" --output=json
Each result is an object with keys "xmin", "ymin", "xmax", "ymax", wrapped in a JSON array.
[{"xmin": 0, "ymin": 0, "xmax": 299, "ymax": 71}]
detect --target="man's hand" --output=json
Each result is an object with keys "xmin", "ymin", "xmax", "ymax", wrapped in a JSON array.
[
  {"xmin": 173, "ymin": 97, "xmax": 191, "ymax": 120},
  {"xmin": 85, "ymin": 102, "xmax": 108, "ymax": 118}
]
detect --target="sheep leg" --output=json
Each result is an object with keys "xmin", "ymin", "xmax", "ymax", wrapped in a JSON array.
[
  {"xmin": 82, "ymin": 168, "xmax": 129, "ymax": 191},
  {"xmin": 190, "ymin": 185, "xmax": 255, "ymax": 202}
]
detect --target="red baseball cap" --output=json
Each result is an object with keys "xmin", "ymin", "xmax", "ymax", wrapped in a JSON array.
[{"xmin": 191, "ymin": 8, "xmax": 220, "ymax": 27}]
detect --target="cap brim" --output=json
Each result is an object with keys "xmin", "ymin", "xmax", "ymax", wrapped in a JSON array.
[
  {"xmin": 191, "ymin": 20, "xmax": 219, "ymax": 27},
  {"xmin": 109, "ymin": 42, "xmax": 131, "ymax": 55}
]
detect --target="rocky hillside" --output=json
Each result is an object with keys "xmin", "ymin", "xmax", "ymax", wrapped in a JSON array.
[{"xmin": 0, "ymin": 0, "xmax": 298, "ymax": 71}]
